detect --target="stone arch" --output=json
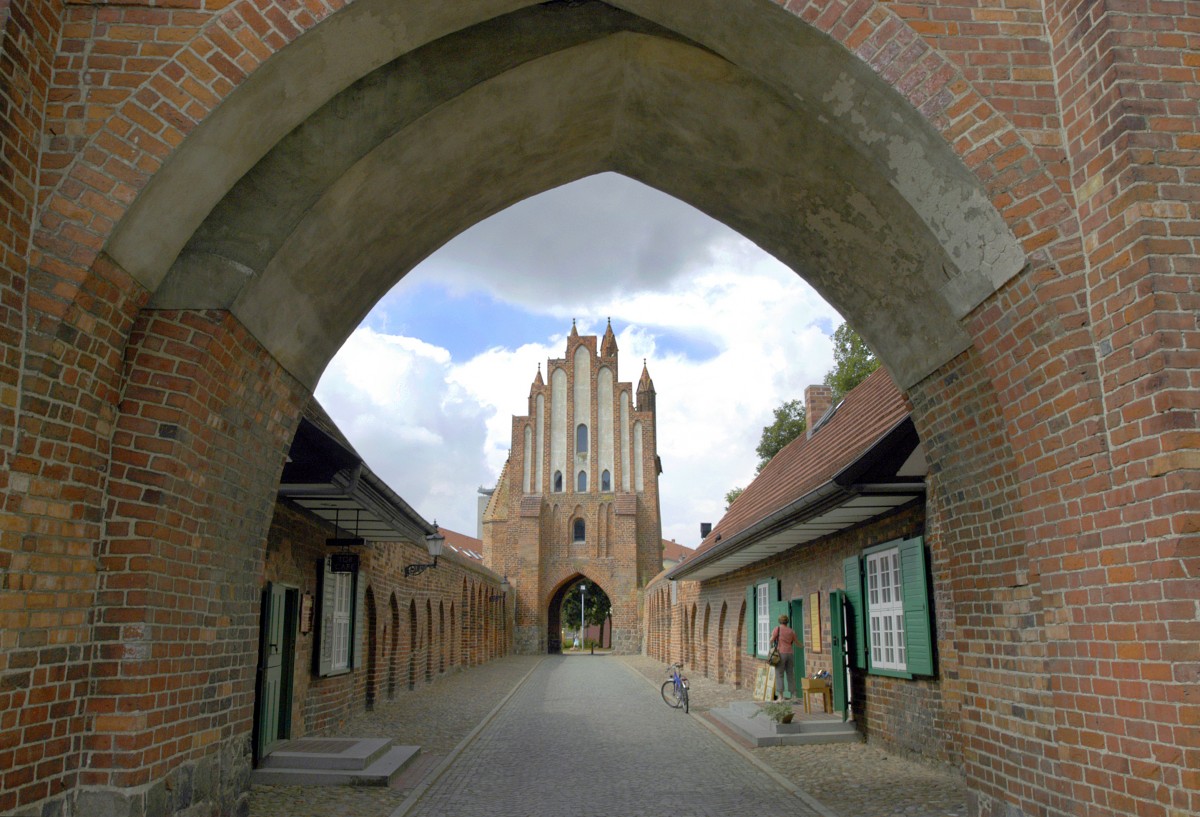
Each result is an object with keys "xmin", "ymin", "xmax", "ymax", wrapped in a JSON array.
[
  {"xmin": 439, "ymin": 601, "xmax": 446, "ymax": 674},
  {"xmin": 425, "ymin": 599, "xmax": 434, "ymax": 682},
  {"xmin": 364, "ymin": 586, "xmax": 378, "ymax": 710},
  {"xmin": 408, "ymin": 599, "xmax": 418, "ymax": 691},
  {"xmin": 702, "ymin": 603, "xmax": 711, "ymax": 678},
  {"xmin": 449, "ymin": 603, "xmax": 457, "ymax": 668},
  {"xmin": 9, "ymin": 2, "xmax": 1168, "ymax": 816},
  {"xmin": 735, "ymin": 598, "xmax": 745, "ymax": 689},
  {"xmin": 716, "ymin": 602, "xmax": 728, "ymax": 684},
  {"xmin": 388, "ymin": 592, "xmax": 400, "ymax": 699}
]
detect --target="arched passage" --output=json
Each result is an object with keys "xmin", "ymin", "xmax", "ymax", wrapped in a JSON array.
[
  {"xmin": 547, "ymin": 575, "xmax": 612, "ymax": 655},
  {"xmin": 388, "ymin": 593, "xmax": 400, "ymax": 700},
  {"xmin": 7, "ymin": 0, "xmax": 1182, "ymax": 816}
]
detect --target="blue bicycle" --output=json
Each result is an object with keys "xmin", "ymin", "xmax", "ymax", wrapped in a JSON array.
[{"xmin": 661, "ymin": 662, "xmax": 689, "ymax": 713}]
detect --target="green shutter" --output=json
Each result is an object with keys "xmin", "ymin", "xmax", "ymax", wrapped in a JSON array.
[
  {"xmin": 900, "ymin": 536, "xmax": 934, "ymax": 677},
  {"xmin": 351, "ymin": 569, "xmax": 366, "ymax": 670},
  {"xmin": 829, "ymin": 590, "xmax": 847, "ymax": 718},
  {"xmin": 316, "ymin": 559, "xmax": 333, "ymax": 677},
  {"xmin": 842, "ymin": 555, "xmax": 866, "ymax": 669},
  {"xmin": 744, "ymin": 585, "xmax": 756, "ymax": 655}
]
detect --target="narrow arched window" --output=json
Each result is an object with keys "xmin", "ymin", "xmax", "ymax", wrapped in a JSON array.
[
  {"xmin": 573, "ymin": 519, "xmax": 585, "ymax": 543},
  {"xmin": 553, "ymin": 471, "xmax": 563, "ymax": 492},
  {"xmin": 601, "ymin": 469, "xmax": 611, "ymax": 491},
  {"xmin": 576, "ymin": 423, "xmax": 588, "ymax": 453},
  {"xmin": 577, "ymin": 470, "xmax": 587, "ymax": 492}
]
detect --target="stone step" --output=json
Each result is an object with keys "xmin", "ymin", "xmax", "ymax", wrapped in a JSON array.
[
  {"xmin": 260, "ymin": 737, "xmax": 393, "ymax": 770},
  {"xmin": 707, "ymin": 702, "xmax": 861, "ymax": 748},
  {"xmin": 252, "ymin": 740, "xmax": 421, "ymax": 787}
]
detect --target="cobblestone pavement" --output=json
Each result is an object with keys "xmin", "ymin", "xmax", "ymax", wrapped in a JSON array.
[
  {"xmin": 405, "ymin": 654, "xmax": 819, "ymax": 817},
  {"xmin": 250, "ymin": 653, "xmax": 966, "ymax": 817},
  {"xmin": 621, "ymin": 655, "xmax": 968, "ymax": 817},
  {"xmin": 249, "ymin": 655, "xmax": 542, "ymax": 817}
]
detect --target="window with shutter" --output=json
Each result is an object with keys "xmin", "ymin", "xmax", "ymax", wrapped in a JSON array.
[
  {"xmin": 847, "ymin": 537, "xmax": 935, "ymax": 678},
  {"xmin": 316, "ymin": 557, "xmax": 358, "ymax": 677}
]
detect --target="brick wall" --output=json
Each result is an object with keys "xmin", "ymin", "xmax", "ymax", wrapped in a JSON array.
[{"xmin": 263, "ymin": 501, "xmax": 509, "ymax": 740}]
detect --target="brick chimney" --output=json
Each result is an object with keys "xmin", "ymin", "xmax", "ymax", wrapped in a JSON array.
[{"xmin": 805, "ymin": 384, "xmax": 833, "ymax": 438}]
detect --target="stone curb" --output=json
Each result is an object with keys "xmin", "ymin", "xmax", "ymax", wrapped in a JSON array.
[
  {"xmin": 614, "ymin": 658, "xmax": 840, "ymax": 817},
  {"xmin": 387, "ymin": 657, "xmax": 546, "ymax": 817}
]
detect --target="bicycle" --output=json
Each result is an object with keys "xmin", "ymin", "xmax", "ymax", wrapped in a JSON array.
[{"xmin": 661, "ymin": 662, "xmax": 689, "ymax": 713}]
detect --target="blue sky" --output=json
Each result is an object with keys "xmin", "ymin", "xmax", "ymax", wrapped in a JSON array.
[{"xmin": 316, "ymin": 173, "xmax": 843, "ymax": 546}]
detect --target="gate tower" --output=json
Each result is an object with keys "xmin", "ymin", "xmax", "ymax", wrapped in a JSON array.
[{"xmin": 483, "ymin": 321, "xmax": 663, "ymax": 653}]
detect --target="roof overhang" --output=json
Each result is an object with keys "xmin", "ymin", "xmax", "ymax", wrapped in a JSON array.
[
  {"xmin": 278, "ymin": 417, "xmax": 434, "ymax": 545},
  {"xmin": 669, "ymin": 417, "xmax": 926, "ymax": 582}
]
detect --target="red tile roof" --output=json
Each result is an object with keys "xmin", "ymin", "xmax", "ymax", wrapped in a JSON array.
[
  {"xmin": 686, "ymin": 368, "xmax": 911, "ymax": 565},
  {"xmin": 440, "ymin": 528, "xmax": 484, "ymax": 562},
  {"xmin": 662, "ymin": 539, "xmax": 693, "ymax": 563}
]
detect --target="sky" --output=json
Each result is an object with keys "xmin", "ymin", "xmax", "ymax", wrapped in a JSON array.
[{"xmin": 314, "ymin": 173, "xmax": 844, "ymax": 547}]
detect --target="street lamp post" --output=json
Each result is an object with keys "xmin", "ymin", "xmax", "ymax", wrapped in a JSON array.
[{"xmin": 579, "ymin": 583, "xmax": 587, "ymax": 651}]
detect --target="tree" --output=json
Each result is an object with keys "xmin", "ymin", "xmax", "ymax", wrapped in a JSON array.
[
  {"xmin": 754, "ymin": 399, "xmax": 806, "ymax": 472},
  {"xmin": 823, "ymin": 322, "xmax": 880, "ymax": 402},
  {"xmin": 724, "ymin": 486, "xmax": 744, "ymax": 510},
  {"xmin": 561, "ymin": 579, "xmax": 611, "ymax": 642}
]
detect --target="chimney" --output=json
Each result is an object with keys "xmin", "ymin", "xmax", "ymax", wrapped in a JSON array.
[
  {"xmin": 805, "ymin": 384, "xmax": 834, "ymax": 438},
  {"xmin": 700, "ymin": 522, "xmax": 712, "ymax": 540}
]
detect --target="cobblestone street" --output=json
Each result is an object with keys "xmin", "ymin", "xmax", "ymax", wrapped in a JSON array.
[{"xmin": 250, "ymin": 654, "xmax": 967, "ymax": 817}]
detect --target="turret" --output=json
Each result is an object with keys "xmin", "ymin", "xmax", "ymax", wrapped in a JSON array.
[
  {"xmin": 601, "ymin": 318, "xmax": 618, "ymax": 358},
  {"xmin": 637, "ymin": 360, "xmax": 656, "ymax": 414}
]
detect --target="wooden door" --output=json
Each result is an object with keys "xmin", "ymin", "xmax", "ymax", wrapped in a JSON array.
[{"xmin": 256, "ymin": 583, "xmax": 287, "ymax": 760}]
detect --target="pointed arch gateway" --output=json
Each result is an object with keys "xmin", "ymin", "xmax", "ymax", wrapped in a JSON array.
[
  {"xmin": 545, "ymin": 574, "xmax": 612, "ymax": 655},
  {"xmin": 26, "ymin": 1, "xmax": 1130, "ymax": 815}
]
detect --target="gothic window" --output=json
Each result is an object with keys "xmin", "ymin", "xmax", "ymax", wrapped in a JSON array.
[
  {"xmin": 577, "ymin": 470, "xmax": 587, "ymax": 492},
  {"xmin": 576, "ymin": 423, "xmax": 588, "ymax": 453},
  {"xmin": 553, "ymin": 471, "xmax": 563, "ymax": 493},
  {"xmin": 601, "ymin": 469, "xmax": 611, "ymax": 491},
  {"xmin": 573, "ymin": 519, "xmax": 585, "ymax": 543}
]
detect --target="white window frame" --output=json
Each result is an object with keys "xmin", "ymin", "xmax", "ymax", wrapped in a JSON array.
[
  {"xmin": 756, "ymin": 581, "xmax": 771, "ymax": 657},
  {"xmin": 866, "ymin": 548, "xmax": 906, "ymax": 672},
  {"xmin": 330, "ymin": 570, "xmax": 353, "ymax": 671}
]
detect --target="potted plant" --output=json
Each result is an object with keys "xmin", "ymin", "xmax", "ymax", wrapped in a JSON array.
[{"xmin": 752, "ymin": 700, "xmax": 796, "ymax": 724}]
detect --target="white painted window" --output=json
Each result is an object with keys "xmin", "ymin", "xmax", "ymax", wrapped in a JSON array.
[
  {"xmin": 330, "ymin": 570, "xmax": 353, "ymax": 671},
  {"xmin": 756, "ymin": 581, "xmax": 770, "ymax": 657},
  {"xmin": 866, "ymin": 548, "xmax": 906, "ymax": 671}
]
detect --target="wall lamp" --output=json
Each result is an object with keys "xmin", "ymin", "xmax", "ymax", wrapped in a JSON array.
[
  {"xmin": 489, "ymin": 577, "xmax": 511, "ymax": 602},
  {"xmin": 404, "ymin": 523, "xmax": 444, "ymax": 578}
]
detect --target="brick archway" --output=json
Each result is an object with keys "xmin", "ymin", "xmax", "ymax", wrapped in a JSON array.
[{"xmin": 2, "ymin": 1, "xmax": 1194, "ymax": 816}]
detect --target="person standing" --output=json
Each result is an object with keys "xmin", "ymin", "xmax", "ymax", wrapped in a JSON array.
[{"xmin": 770, "ymin": 613, "xmax": 799, "ymax": 700}]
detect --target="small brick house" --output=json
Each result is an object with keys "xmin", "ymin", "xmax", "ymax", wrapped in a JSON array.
[
  {"xmin": 645, "ymin": 369, "xmax": 959, "ymax": 763},
  {"xmin": 256, "ymin": 401, "xmax": 510, "ymax": 762}
]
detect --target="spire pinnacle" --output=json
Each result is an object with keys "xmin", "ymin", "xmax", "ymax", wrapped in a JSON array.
[
  {"xmin": 568, "ymin": 318, "xmax": 579, "ymax": 339},
  {"xmin": 601, "ymin": 317, "xmax": 618, "ymax": 357}
]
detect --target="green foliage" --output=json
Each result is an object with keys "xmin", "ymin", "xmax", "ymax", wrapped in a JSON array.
[
  {"xmin": 754, "ymin": 399, "xmax": 806, "ymax": 473},
  {"xmin": 724, "ymin": 486, "xmax": 744, "ymax": 510},
  {"xmin": 752, "ymin": 700, "xmax": 796, "ymax": 722},
  {"xmin": 560, "ymin": 579, "xmax": 611, "ymax": 631},
  {"xmin": 823, "ymin": 322, "xmax": 880, "ymax": 402}
]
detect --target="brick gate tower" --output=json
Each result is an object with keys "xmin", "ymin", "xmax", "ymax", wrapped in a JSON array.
[{"xmin": 483, "ymin": 321, "xmax": 663, "ymax": 654}]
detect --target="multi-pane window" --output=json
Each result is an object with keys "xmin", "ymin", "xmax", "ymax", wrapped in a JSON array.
[
  {"xmin": 573, "ymin": 519, "xmax": 585, "ymax": 543},
  {"xmin": 601, "ymin": 470, "xmax": 611, "ymax": 491},
  {"xmin": 577, "ymin": 470, "xmax": 587, "ymax": 492},
  {"xmin": 330, "ymin": 570, "xmax": 353, "ymax": 671},
  {"xmin": 756, "ymin": 581, "xmax": 771, "ymax": 657},
  {"xmin": 866, "ymin": 548, "xmax": 906, "ymax": 671},
  {"xmin": 576, "ymin": 423, "xmax": 588, "ymax": 453}
]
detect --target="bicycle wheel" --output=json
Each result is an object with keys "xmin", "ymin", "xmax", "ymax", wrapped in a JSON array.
[
  {"xmin": 681, "ymin": 686, "xmax": 689, "ymax": 714},
  {"xmin": 661, "ymin": 679, "xmax": 682, "ymax": 708}
]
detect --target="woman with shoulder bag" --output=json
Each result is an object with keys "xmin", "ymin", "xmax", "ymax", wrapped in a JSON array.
[{"xmin": 769, "ymin": 613, "xmax": 799, "ymax": 700}]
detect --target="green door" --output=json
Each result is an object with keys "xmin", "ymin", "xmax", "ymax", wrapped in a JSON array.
[
  {"xmin": 829, "ymin": 590, "xmax": 849, "ymax": 721},
  {"xmin": 256, "ymin": 583, "xmax": 287, "ymax": 760},
  {"xmin": 788, "ymin": 597, "xmax": 805, "ymax": 682}
]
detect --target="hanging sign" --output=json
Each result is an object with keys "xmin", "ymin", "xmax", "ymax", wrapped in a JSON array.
[{"xmin": 330, "ymin": 553, "xmax": 359, "ymax": 573}]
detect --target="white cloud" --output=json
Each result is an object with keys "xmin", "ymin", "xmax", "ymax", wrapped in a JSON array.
[{"xmin": 315, "ymin": 174, "xmax": 845, "ymax": 547}]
